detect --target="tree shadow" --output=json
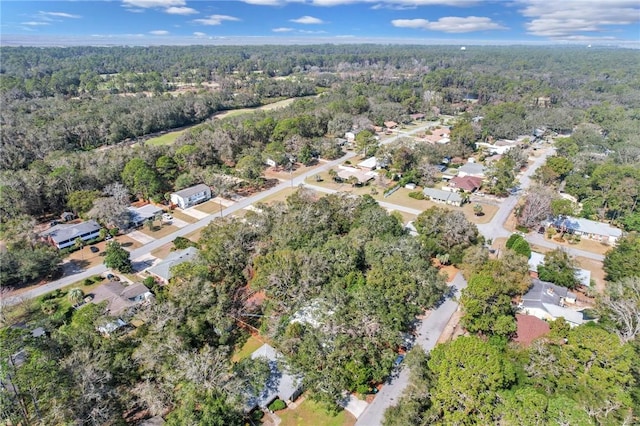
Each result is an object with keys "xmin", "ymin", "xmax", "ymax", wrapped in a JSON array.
[{"xmin": 121, "ymin": 242, "xmax": 133, "ymax": 248}]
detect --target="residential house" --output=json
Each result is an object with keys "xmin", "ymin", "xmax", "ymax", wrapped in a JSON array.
[
  {"xmin": 91, "ymin": 281, "xmax": 153, "ymax": 315},
  {"xmin": 423, "ymin": 188, "xmax": 463, "ymax": 206},
  {"xmin": 357, "ymin": 157, "xmax": 378, "ymax": 171},
  {"xmin": 147, "ymin": 247, "xmax": 199, "ymax": 283},
  {"xmin": 475, "ymin": 139, "xmax": 518, "ymax": 155},
  {"xmin": 245, "ymin": 344, "xmax": 304, "ymax": 411},
  {"xmin": 457, "ymin": 162, "xmax": 486, "ymax": 179},
  {"xmin": 384, "ymin": 121, "xmax": 398, "ymax": 129},
  {"xmin": 170, "ymin": 184, "xmax": 211, "ymax": 209},
  {"xmin": 448, "ymin": 176, "xmax": 483, "ymax": 193},
  {"xmin": 40, "ymin": 220, "xmax": 102, "ymax": 249},
  {"xmin": 423, "ymin": 127, "xmax": 451, "ymax": 144},
  {"xmin": 127, "ymin": 204, "xmax": 163, "ymax": 228},
  {"xmin": 336, "ymin": 167, "xmax": 375, "ymax": 185},
  {"xmin": 410, "ymin": 113, "xmax": 425, "ymax": 121},
  {"xmin": 550, "ymin": 216, "xmax": 623, "ymax": 246},
  {"xmin": 528, "ymin": 251, "xmax": 592, "ymax": 287},
  {"xmin": 519, "ymin": 279, "xmax": 586, "ymax": 327}
]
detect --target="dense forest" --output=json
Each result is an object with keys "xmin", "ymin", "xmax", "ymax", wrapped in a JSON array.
[{"xmin": 1, "ymin": 191, "xmax": 450, "ymax": 424}]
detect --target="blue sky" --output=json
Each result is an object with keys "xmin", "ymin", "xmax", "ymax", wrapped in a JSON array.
[{"xmin": 1, "ymin": 1, "xmax": 639, "ymax": 46}]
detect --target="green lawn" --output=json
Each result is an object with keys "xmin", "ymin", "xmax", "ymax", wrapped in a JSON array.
[
  {"xmin": 232, "ymin": 335, "xmax": 266, "ymax": 362},
  {"xmin": 145, "ymin": 129, "xmax": 187, "ymax": 146},
  {"xmin": 278, "ymin": 398, "xmax": 356, "ymax": 426}
]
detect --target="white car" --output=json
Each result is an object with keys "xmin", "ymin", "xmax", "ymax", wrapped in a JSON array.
[{"xmin": 162, "ymin": 213, "xmax": 173, "ymax": 222}]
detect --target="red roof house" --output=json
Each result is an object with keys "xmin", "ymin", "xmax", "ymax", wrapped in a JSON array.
[
  {"xmin": 513, "ymin": 314, "xmax": 550, "ymax": 346},
  {"xmin": 449, "ymin": 175, "xmax": 483, "ymax": 192}
]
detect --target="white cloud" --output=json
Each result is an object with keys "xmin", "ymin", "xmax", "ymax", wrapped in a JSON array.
[
  {"xmin": 21, "ymin": 21, "xmax": 50, "ymax": 26},
  {"xmin": 39, "ymin": 11, "xmax": 82, "ymax": 19},
  {"xmin": 290, "ymin": 15, "xmax": 325, "ymax": 24},
  {"xmin": 518, "ymin": 0, "xmax": 640, "ymax": 40},
  {"xmin": 193, "ymin": 15, "xmax": 241, "ymax": 26},
  {"xmin": 149, "ymin": 30, "xmax": 170, "ymax": 35},
  {"xmin": 122, "ymin": 0, "xmax": 185, "ymax": 8},
  {"xmin": 392, "ymin": 16, "xmax": 507, "ymax": 33},
  {"xmin": 241, "ymin": 0, "xmax": 477, "ymax": 5},
  {"xmin": 125, "ymin": 8, "xmax": 145, "ymax": 13},
  {"xmin": 193, "ymin": 32, "xmax": 207, "ymax": 37},
  {"xmin": 165, "ymin": 6, "xmax": 198, "ymax": 15},
  {"xmin": 273, "ymin": 27, "xmax": 295, "ymax": 32},
  {"xmin": 299, "ymin": 29, "xmax": 327, "ymax": 34}
]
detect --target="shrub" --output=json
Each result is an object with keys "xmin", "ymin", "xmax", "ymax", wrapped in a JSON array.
[
  {"xmin": 268, "ymin": 399, "xmax": 286, "ymax": 412},
  {"xmin": 143, "ymin": 276, "xmax": 156, "ymax": 287},
  {"xmin": 109, "ymin": 228, "xmax": 119, "ymax": 237},
  {"xmin": 92, "ymin": 275, "xmax": 104, "ymax": 283},
  {"xmin": 511, "ymin": 238, "xmax": 532, "ymax": 259},
  {"xmin": 83, "ymin": 278, "xmax": 93, "ymax": 286},
  {"xmin": 505, "ymin": 234, "xmax": 522, "ymax": 249},
  {"xmin": 173, "ymin": 236, "xmax": 194, "ymax": 250},
  {"xmin": 408, "ymin": 191, "xmax": 425, "ymax": 200}
]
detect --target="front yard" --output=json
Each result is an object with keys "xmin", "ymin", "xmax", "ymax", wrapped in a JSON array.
[{"xmin": 276, "ymin": 397, "xmax": 356, "ymax": 426}]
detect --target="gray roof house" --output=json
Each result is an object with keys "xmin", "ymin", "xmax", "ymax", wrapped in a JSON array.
[
  {"xmin": 40, "ymin": 220, "xmax": 101, "ymax": 249},
  {"xmin": 147, "ymin": 247, "xmax": 199, "ymax": 283},
  {"xmin": 519, "ymin": 279, "xmax": 586, "ymax": 327},
  {"xmin": 528, "ymin": 251, "xmax": 592, "ymax": 287},
  {"xmin": 245, "ymin": 344, "xmax": 303, "ymax": 411},
  {"xmin": 551, "ymin": 216, "xmax": 623, "ymax": 245},
  {"xmin": 423, "ymin": 188, "xmax": 463, "ymax": 206},
  {"xmin": 170, "ymin": 184, "xmax": 211, "ymax": 209},
  {"xmin": 91, "ymin": 281, "xmax": 153, "ymax": 315},
  {"xmin": 458, "ymin": 162, "xmax": 486, "ymax": 178},
  {"xmin": 127, "ymin": 204, "xmax": 163, "ymax": 228}
]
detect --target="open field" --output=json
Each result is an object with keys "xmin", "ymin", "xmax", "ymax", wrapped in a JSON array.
[
  {"xmin": 145, "ymin": 129, "xmax": 188, "ymax": 146},
  {"xmin": 213, "ymin": 96, "xmax": 311, "ymax": 120}
]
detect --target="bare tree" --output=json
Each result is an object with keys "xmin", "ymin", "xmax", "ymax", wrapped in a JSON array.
[
  {"xmin": 518, "ymin": 185, "xmax": 556, "ymax": 229},
  {"xmin": 598, "ymin": 277, "xmax": 640, "ymax": 343}
]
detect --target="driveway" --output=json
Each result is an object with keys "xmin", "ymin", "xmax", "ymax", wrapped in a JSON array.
[
  {"xmin": 355, "ymin": 273, "xmax": 467, "ymax": 426},
  {"xmin": 127, "ymin": 230, "xmax": 156, "ymax": 245}
]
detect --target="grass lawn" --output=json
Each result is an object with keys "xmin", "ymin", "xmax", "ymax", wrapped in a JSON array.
[
  {"xmin": 278, "ymin": 398, "xmax": 356, "ymax": 426},
  {"xmin": 255, "ymin": 187, "xmax": 298, "ymax": 206},
  {"xmin": 168, "ymin": 209, "xmax": 198, "ymax": 224},
  {"xmin": 145, "ymin": 129, "xmax": 187, "ymax": 146},
  {"xmin": 139, "ymin": 224, "xmax": 180, "ymax": 239},
  {"xmin": 117, "ymin": 235, "xmax": 144, "ymax": 251},
  {"xmin": 231, "ymin": 335, "xmax": 267, "ymax": 363},
  {"xmin": 184, "ymin": 228, "xmax": 204, "ymax": 243},
  {"xmin": 150, "ymin": 243, "xmax": 174, "ymax": 259},
  {"xmin": 194, "ymin": 200, "xmax": 225, "ymax": 215}
]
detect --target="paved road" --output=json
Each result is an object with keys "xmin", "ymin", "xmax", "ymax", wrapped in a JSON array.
[
  {"xmin": 355, "ymin": 273, "xmax": 468, "ymax": 426},
  {"xmin": 3, "ymin": 123, "xmax": 436, "ymax": 307}
]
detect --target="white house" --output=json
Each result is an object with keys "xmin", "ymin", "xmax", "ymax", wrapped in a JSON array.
[
  {"xmin": 170, "ymin": 184, "xmax": 211, "ymax": 209},
  {"xmin": 550, "ymin": 216, "xmax": 623, "ymax": 245},
  {"xmin": 475, "ymin": 139, "xmax": 517, "ymax": 155},
  {"xmin": 127, "ymin": 204, "xmax": 163, "ymax": 228},
  {"xmin": 423, "ymin": 188, "xmax": 463, "ymax": 206},
  {"xmin": 40, "ymin": 220, "xmax": 102, "ymax": 249},
  {"xmin": 519, "ymin": 279, "xmax": 587, "ymax": 327},
  {"xmin": 357, "ymin": 156, "xmax": 378, "ymax": 171}
]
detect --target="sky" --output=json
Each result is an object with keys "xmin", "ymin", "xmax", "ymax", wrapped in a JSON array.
[{"xmin": 1, "ymin": 0, "xmax": 639, "ymax": 47}]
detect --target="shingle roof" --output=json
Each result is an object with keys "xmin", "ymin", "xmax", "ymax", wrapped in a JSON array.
[
  {"xmin": 514, "ymin": 314, "xmax": 550, "ymax": 346},
  {"xmin": 458, "ymin": 162, "xmax": 486, "ymax": 176},
  {"xmin": 172, "ymin": 184, "xmax": 210, "ymax": 199},
  {"xmin": 40, "ymin": 220, "xmax": 101, "ymax": 244},
  {"xmin": 521, "ymin": 279, "xmax": 585, "ymax": 325},
  {"xmin": 246, "ymin": 344, "xmax": 303, "ymax": 410},
  {"xmin": 147, "ymin": 247, "xmax": 199, "ymax": 282},
  {"xmin": 552, "ymin": 216, "xmax": 622, "ymax": 238},
  {"xmin": 91, "ymin": 281, "xmax": 151, "ymax": 315},
  {"xmin": 422, "ymin": 188, "xmax": 462, "ymax": 203},
  {"xmin": 127, "ymin": 205, "xmax": 163, "ymax": 225}
]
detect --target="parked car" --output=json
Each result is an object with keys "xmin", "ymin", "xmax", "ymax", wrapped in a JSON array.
[
  {"xmin": 537, "ymin": 226, "xmax": 545, "ymax": 234},
  {"xmin": 90, "ymin": 246, "xmax": 99, "ymax": 253},
  {"xmin": 106, "ymin": 273, "xmax": 119, "ymax": 281},
  {"xmin": 162, "ymin": 213, "xmax": 173, "ymax": 222},
  {"xmin": 394, "ymin": 354, "xmax": 405, "ymax": 367}
]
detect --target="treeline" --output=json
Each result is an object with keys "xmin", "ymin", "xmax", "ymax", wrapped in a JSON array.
[{"xmin": 1, "ymin": 191, "xmax": 449, "ymax": 423}]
